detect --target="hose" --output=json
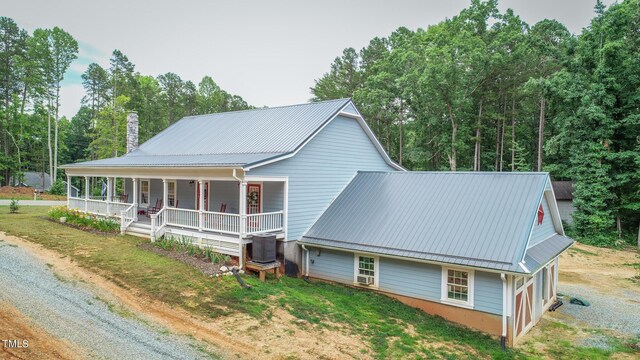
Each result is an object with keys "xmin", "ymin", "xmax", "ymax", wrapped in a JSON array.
[{"xmin": 231, "ymin": 268, "xmax": 251, "ymax": 289}]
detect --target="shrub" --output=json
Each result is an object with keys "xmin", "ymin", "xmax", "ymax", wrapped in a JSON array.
[
  {"xmin": 47, "ymin": 206, "xmax": 119, "ymax": 233},
  {"xmin": 9, "ymin": 199, "xmax": 19, "ymax": 213},
  {"xmin": 49, "ymin": 179, "xmax": 66, "ymax": 195}
]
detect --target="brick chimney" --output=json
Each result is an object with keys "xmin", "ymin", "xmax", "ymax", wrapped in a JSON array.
[{"xmin": 126, "ymin": 112, "xmax": 138, "ymax": 153}]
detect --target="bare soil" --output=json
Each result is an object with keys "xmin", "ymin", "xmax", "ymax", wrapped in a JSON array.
[
  {"xmin": 0, "ymin": 302, "xmax": 83, "ymax": 360},
  {"xmin": 0, "ymin": 232, "xmax": 371, "ymax": 360},
  {"xmin": 0, "ymin": 186, "xmax": 66, "ymax": 200}
]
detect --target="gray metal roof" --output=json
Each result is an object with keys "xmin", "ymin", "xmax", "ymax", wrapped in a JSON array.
[
  {"xmin": 301, "ymin": 171, "xmax": 570, "ymax": 273},
  {"xmin": 523, "ymin": 234, "xmax": 574, "ymax": 273},
  {"xmin": 11, "ymin": 171, "xmax": 51, "ymax": 190},
  {"xmin": 551, "ymin": 181, "xmax": 574, "ymax": 200},
  {"xmin": 64, "ymin": 99, "xmax": 351, "ymax": 168}
]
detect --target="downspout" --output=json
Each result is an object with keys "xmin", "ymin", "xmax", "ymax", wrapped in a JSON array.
[
  {"xmin": 301, "ymin": 244, "xmax": 310, "ymax": 281},
  {"xmin": 232, "ymin": 169, "xmax": 244, "ymax": 269},
  {"xmin": 501, "ymin": 273, "xmax": 508, "ymax": 350}
]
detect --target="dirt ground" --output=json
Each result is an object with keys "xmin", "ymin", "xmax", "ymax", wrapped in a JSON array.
[
  {"xmin": 0, "ymin": 302, "xmax": 82, "ymax": 360},
  {"xmin": 0, "ymin": 232, "xmax": 371, "ymax": 360},
  {"xmin": 0, "ymin": 186, "xmax": 66, "ymax": 200}
]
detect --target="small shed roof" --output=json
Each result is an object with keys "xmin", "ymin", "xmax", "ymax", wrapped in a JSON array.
[
  {"xmin": 301, "ymin": 171, "xmax": 572, "ymax": 274},
  {"xmin": 13, "ymin": 171, "xmax": 51, "ymax": 191},
  {"xmin": 551, "ymin": 181, "xmax": 574, "ymax": 200}
]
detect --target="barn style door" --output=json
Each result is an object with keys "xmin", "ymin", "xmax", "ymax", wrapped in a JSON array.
[{"xmin": 514, "ymin": 276, "xmax": 535, "ymax": 338}]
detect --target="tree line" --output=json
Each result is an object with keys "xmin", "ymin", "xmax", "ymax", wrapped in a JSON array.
[
  {"xmin": 0, "ymin": 17, "xmax": 251, "ymax": 189},
  {"xmin": 310, "ymin": 0, "xmax": 640, "ymax": 246}
]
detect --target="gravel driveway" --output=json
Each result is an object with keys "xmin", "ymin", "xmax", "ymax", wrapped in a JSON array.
[
  {"xmin": 558, "ymin": 284, "xmax": 640, "ymax": 337},
  {"xmin": 0, "ymin": 239, "xmax": 212, "ymax": 359}
]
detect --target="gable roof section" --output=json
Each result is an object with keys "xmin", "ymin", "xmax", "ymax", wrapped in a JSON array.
[
  {"xmin": 62, "ymin": 99, "xmax": 401, "ymax": 170},
  {"xmin": 551, "ymin": 181, "xmax": 574, "ymax": 200},
  {"xmin": 301, "ymin": 171, "xmax": 571, "ymax": 274}
]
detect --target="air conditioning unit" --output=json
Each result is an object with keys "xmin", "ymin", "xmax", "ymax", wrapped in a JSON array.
[{"xmin": 357, "ymin": 275, "xmax": 374, "ymax": 285}]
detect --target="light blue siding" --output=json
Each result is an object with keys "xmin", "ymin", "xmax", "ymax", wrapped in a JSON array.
[
  {"xmin": 378, "ymin": 258, "xmax": 441, "ymax": 301},
  {"xmin": 529, "ymin": 193, "xmax": 556, "ymax": 247},
  {"xmin": 176, "ymin": 180, "xmax": 195, "ymax": 209},
  {"xmin": 250, "ymin": 115, "xmax": 397, "ymax": 240},
  {"xmin": 307, "ymin": 246, "xmax": 504, "ymax": 316},
  {"xmin": 343, "ymin": 103, "xmax": 358, "ymax": 114},
  {"xmin": 211, "ymin": 181, "xmax": 239, "ymax": 213},
  {"xmin": 473, "ymin": 271, "xmax": 503, "ymax": 315},
  {"xmin": 308, "ymin": 247, "xmax": 354, "ymax": 284},
  {"xmin": 263, "ymin": 182, "xmax": 284, "ymax": 212}
]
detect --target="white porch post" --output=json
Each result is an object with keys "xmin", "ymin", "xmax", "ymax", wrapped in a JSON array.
[
  {"xmin": 162, "ymin": 178, "xmax": 168, "ymax": 209},
  {"xmin": 66, "ymin": 175, "xmax": 71, "ymax": 208},
  {"xmin": 132, "ymin": 178, "xmax": 138, "ymax": 221},
  {"xmin": 198, "ymin": 180, "xmax": 204, "ymax": 232},
  {"xmin": 84, "ymin": 176, "xmax": 89, "ymax": 212},
  {"xmin": 106, "ymin": 177, "xmax": 113, "ymax": 215},
  {"xmin": 239, "ymin": 180, "xmax": 247, "ymax": 269}
]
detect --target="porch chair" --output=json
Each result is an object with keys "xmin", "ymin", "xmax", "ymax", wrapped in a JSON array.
[
  {"xmin": 119, "ymin": 194, "xmax": 129, "ymax": 203},
  {"xmin": 219, "ymin": 203, "xmax": 227, "ymax": 213},
  {"xmin": 147, "ymin": 198, "xmax": 163, "ymax": 216}
]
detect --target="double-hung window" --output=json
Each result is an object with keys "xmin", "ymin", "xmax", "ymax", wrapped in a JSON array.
[
  {"xmin": 167, "ymin": 181, "xmax": 176, "ymax": 207},
  {"xmin": 441, "ymin": 267, "xmax": 474, "ymax": 308},
  {"xmin": 354, "ymin": 254, "xmax": 378, "ymax": 287},
  {"xmin": 140, "ymin": 180, "xmax": 150, "ymax": 206}
]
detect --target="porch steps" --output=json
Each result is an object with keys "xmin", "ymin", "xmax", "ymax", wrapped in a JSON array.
[{"xmin": 125, "ymin": 222, "xmax": 152, "ymax": 238}]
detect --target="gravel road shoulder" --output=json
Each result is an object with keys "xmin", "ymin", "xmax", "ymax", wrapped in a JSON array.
[{"xmin": 0, "ymin": 236, "xmax": 216, "ymax": 360}]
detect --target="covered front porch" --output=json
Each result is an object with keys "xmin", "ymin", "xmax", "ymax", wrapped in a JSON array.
[{"xmin": 65, "ymin": 168, "xmax": 287, "ymax": 266}]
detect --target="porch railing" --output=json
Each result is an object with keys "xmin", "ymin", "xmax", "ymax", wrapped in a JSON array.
[
  {"xmin": 246, "ymin": 211, "xmax": 284, "ymax": 235},
  {"xmin": 165, "ymin": 207, "xmax": 199, "ymax": 230},
  {"xmin": 150, "ymin": 207, "xmax": 283, "ymax": 238},
  {"xmin": 203, "ymin": 211, "xmax": 240, "ymax": 235},
  {"xmin": 68, "ymin": 197, "xmax": 84, "ymax": 210},
  {"xmin": 120, "ymin": 203, "xmax": 137, "ymax": 234},
  {"xmin": 109, "ymin": 201, "xmax": 131, "ymax": 217},
  {"xmin": 86, "ymin": 199, "xmax": 108, "ymax": 215}
]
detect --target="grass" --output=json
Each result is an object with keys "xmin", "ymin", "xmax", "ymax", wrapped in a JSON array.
[
  {"xmin": 0, "ymin": 194, "xmax": 66, "ymax": 200},
  {"xmin": 0, "ymin": 206, "xmax": 636, "ymax": 359},
  {"xmin": 568, "ymin": 247, "xmax": 598, "ymax": 257}
]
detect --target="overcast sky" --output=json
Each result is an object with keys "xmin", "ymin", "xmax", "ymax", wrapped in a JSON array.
[{"xmin": 4, "ymin": 0, "xmax": 615, "ymax": 119}]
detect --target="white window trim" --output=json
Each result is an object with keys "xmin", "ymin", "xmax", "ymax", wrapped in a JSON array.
[
  {"xmin": 353, "ymin": 253, "xmax": 379, "ymax": 289},
  {"xmin": 441, "ymin": 267, "xmax": 475, "ymax": 309},
  {"xmin": 140, "ymin": 179, "xmax": 150, "ymax": 207},
  {"xmin": 167, "ymin": 180, "xmax": 177, "ymax": 207}
]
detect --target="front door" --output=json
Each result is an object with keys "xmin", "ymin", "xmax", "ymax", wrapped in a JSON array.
[
  {"xmin": 196, "ymin": 182, "xmax": 209, "ymax": 211},
  {"xmin": 247, "ymin": 183, "xmax": 261, "ymax": 214}
]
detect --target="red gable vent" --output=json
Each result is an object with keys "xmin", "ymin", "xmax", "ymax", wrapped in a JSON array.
[{"xmin": 537, "ymin": 204, "xmax": 545, "ymax": 225}]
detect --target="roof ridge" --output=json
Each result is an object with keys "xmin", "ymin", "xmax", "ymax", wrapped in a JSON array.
[{"xmin": 181, "ymin": 98, "xmax": 351, "ymax": 120}]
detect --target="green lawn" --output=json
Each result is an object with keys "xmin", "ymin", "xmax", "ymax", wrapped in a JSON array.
[{"xmin": 1, "ymin": 206, "xmax": 634, "ymax": 359}]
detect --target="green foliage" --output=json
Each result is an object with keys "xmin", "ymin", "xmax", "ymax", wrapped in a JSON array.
[
  {"xmin": 9, "ymin": 199, "xmax": 19, "ymax": 213},
  {"xmin": 153, "ymin": 236, "xmax": 231, "ymax": 265},
  {"xmin": 48, "ymin": 179, "xmax": 66, "ymax": 195},
  {"xmin": 47, "ymin": 206, "xmax": 119, "ymax": 233}
]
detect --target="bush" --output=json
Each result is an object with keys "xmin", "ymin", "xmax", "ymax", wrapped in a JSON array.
[
  {"xmin": 48, "ymin": 179, "xmax": 66, "ymax": 195},
  {"xmin": 9, "ymin": 199, "xmax": 19, "ymax": 213},
  {"xmin": 48, "ymin": 206, "xmax": 119, "ymax": 233}
]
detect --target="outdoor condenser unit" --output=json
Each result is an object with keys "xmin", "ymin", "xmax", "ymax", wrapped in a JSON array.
[{"xmin": 252, "ymin": 233, "xmax": 276, "ymax": 263}]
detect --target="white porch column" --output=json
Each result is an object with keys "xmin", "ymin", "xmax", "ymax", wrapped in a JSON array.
[
  {"xmin": 198, "ymin": 180, "xmax": 205, "ymax": 232},
  {"xmin": 162, "ymin": 178, "xmax": 168, "ymax": 209},
  {"xmin": 106, "ymin": 177, "xmax": 113, "ymax": 215},
  {"xmin": 66, "ymin": 175, "xmax": 71, "ymax": 208},
  {"xmin": 239, "ymin": 180, "xmax": 247, "ymax": 269},
  {"xmin": 132, "ymin": 178, "xmax": 138, "ymax": 221},
  {"xmin": 84, "ymin": 176, "xmax": 89, "ymax": 212}
]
